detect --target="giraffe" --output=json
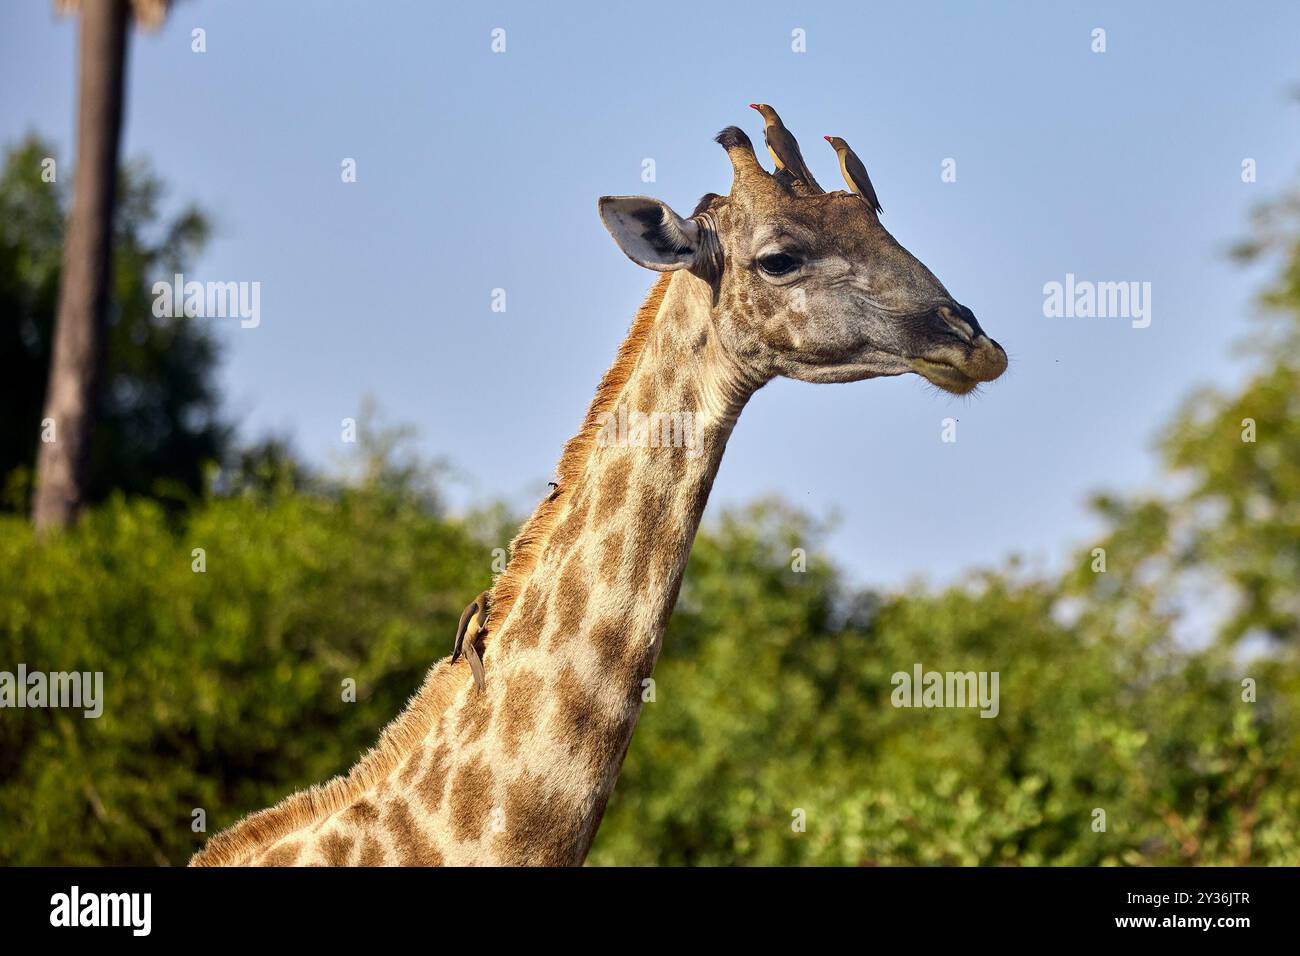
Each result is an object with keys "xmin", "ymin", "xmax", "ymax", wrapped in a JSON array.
[{"xmin": 191, "ymin": 113, "xmax": 1007, "ymax": 867}]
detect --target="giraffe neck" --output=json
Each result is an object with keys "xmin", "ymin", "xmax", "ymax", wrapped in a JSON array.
[
  {"xmin": 198, "ymin": 271, "xmax": 762, "ymax": 868},
  {"xmin": 442, "ymin": 269, "xmax": 759, "ymax": 864}
]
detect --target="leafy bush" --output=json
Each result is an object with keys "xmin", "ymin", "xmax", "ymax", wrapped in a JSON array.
[
  {"xmin": 589, "ymin": 503, "xmax": 1300, "ymax": 865},
  {"xmin": 0, "ymin": 490, "xmax": 1296, "ymax": 865},
  {"xmin": 0, "ymin": 487, "xmax": 487, "ymax": 865}
]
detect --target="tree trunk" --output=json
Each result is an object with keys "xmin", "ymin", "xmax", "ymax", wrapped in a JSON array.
[{"xmin": 32, "ymin": 0, "xmax": 131, "ymax": 531}]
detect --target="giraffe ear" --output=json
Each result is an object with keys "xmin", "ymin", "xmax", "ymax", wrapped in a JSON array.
[{"xmin": 598, "ymin": 196, "xmax": 701, "ymax": 271}]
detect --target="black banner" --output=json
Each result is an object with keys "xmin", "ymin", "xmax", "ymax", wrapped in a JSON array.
[{"xmin": 0, "ymin": 866, "xmax": 1287, "ymax": 942}]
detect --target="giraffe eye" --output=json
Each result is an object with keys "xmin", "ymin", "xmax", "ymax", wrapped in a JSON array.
[{"xmin": 757, "ymin": 252, "xmax": 801, "ymax": 276}]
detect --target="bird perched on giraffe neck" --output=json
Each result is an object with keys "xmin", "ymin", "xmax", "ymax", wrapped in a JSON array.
[
  {"xmin": 750, "ymin": 103, "xmax": 823, "ymax": 193},
  {"xmin": 451, "ymin": 589, "xmax": 491, "ymax": 690},
  {"xmin": 823, "ymin": 135, "xmax": 883, "ymax": 215}
]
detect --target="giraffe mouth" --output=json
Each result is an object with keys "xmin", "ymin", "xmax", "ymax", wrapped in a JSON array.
[
  {"xmin": 909, "ymin": 358, "xmax": 982, "ymax": 395},
  {"xmin": 908, "ymin": 329, "xmax": 1008, "ymax": 395}
]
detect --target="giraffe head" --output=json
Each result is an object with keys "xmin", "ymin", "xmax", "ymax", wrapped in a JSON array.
[{"xmin": 599, "ymin": 117, "xmax": 1007, "ymax": 395}]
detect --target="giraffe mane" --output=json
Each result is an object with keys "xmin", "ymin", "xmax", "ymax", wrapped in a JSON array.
[
  {"xmin": 483, "ymin": 271, "xmax": 672, "ymax": 635},
  {"xmin": 190, "ymin": 273, "xmax": 673, "ymax": 866}
]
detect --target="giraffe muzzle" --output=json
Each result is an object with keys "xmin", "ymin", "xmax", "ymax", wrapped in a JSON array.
[{"xmin": 910, "ymin": 304, "xmax": 1008, "ymax": 394}]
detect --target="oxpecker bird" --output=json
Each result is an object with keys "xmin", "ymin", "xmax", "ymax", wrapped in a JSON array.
[
  {"xmin": 452, "ymin": 589, "xmax": 491, "ymax": 691},
  {"xmin": 824, "ymin": 136, "xmax": 883, "ymax": 215},
  {"xmin": 749, "ymin": 103, "xmax": 822, "ymax": 192}
]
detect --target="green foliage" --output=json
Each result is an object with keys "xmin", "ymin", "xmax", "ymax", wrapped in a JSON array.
[
  {"xmin": 0, "ymin": 136, "xmax": 226, "ymax": 513},
  {"xmin": 2, "ymin": 482, "xmax": 1294, "ymax": 866},
  {"xmin": 588, "ymin": 507, "xmax": 1300, "ymax": 865},
  {"xmin": 0, "ymin": 485, "xmax": 488, "ymax": 865}
]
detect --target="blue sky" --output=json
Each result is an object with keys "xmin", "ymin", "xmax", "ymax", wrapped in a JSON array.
[{"xmin": 2, "ymin": 1, "xmax": 1297, "ymax": 588}]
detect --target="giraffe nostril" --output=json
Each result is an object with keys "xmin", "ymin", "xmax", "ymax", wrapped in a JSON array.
[
  {"xmin": 935, "ymin": 305, "xmax": 974, "ymax": 343},
  {"xmin": 935, "ymin": 303, "xmax": 989, "ymax": 344},
  {"xmin": 958, "ymin": 305, "xmax": 988, "ymax": 340}
]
